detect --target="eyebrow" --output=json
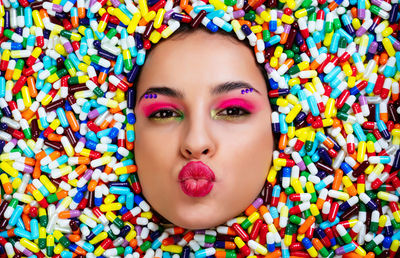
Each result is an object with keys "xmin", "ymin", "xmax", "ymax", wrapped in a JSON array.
[{"xmin": 138, "ymin": 81, "xmax": 261, "ymax": 103}]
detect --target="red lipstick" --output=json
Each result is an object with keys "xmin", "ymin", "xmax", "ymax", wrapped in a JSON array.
[{"xmin": 178, "ymin": 161, "xmax": 216, "ymax": 197}]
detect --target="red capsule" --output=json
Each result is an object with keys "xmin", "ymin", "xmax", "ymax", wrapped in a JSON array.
[
  {"xmin": 249, "ymin": 219, "xmax": 263, "ymax": 240},
  {"xmin": 328, "ymin": 202, "xmax": 339, "ymax": 222},
  {"xmin": 232, "ymin": 223, "xmax": 249, "ymax": 242}
]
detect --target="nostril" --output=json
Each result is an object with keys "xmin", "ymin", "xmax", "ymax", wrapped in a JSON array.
[{"xmin": 202, "ymin": 149, "xmax": 209, "ymax": 155}]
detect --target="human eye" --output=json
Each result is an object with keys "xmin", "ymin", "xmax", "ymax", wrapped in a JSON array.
[
  {"xmin": 148, "ymin": 109, "xmax": 183, "ymax": 120},
  {"xmin": 215, "ymin": 106, "xmax": 251, "ymax": 118}
]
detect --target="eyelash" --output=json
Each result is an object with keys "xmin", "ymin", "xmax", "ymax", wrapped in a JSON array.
[{"xmin": 147, "ymin": 106, "xmax": 251, "ymax": 120}]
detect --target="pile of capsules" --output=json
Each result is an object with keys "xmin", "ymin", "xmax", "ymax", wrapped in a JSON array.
[{"xmin": 0, "ymin": 0, "xmax": 400, "ymax": 257}]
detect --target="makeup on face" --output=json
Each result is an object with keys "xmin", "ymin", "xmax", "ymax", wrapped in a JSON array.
[{"xmin": 138, "ymin": 83, "xmax": 263, "ymax": 120}]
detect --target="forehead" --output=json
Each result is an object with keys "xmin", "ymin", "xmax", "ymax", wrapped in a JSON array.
[{"xmin": 136, "ymin": 30, "xmax": 267, "ymax": 93}]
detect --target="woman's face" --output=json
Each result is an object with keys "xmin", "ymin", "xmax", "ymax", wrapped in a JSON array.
[{"xmin": 133, "ymin": 29, "xmax": 274, "ymax": 229}]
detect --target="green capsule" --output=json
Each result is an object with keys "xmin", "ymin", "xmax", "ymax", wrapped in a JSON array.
[
  {"xmin": 370, "ymin": 221, "xmax": 379, "ymax": 233},
  {"xmin": 244, "ymin": 11, "xmax": 256, "ymax": 22},
  {"xmin": 284, "ymin": 50, "xmax": 294, "ymax": 58},
  {"xmin": 38, "ymin": 228, "xmax": 46, "ymax": 249},
  {"xmin": 301, "ymin": 171, "xmax": 310, "ymax": 180},
  {"xmin": 263, "ymin": 30, "xmax": 270, "ymax": 42},
  {"xmin": 64, "ymin": 59, "xmax": 77, "ymax": 76},
  {"xmin": 112, "ymin": 216, "xmax": 124, "ymax": 229},
  {"xmin": 303, "ymin": 209, "xmax": 312, "ymax": 219},
  {"xmin": 289, "ymin": 215, "xmax": 303, "ymax": 225},
  {"xmin": 224, "ymin": 0, "xmax": 237, "ymax": 6},
  {"xmin": 285, "ymin": 186, "xmax": 295, "ymax": 195},
  {"xmin": 293, "ymin": 54, "xmax": 302, "ymax": 63},
  {"xmin": 140, "ymin": 241, "xmax": 152, "ymax": 252},
  {"xmin": 47, "ymin": 193, "xmax": 60, "ymax": 203},
  {"xmin": 373, "ymin": 245, "xmax": 382, "ymax": 255},
  {"xmin": 106, "ymin": 28, "xmax": 118, "ymax": 40},
  {"xmin": 204, "ymin": 235, "xmax": 216, "ymax": 243},
  {"xmin": 318, "ymin": 245, "xmax": 330, "ymax": 258},
  {"xmin": 301, "ymin": 0, "xmax": 313, "ymax": 8},
  {"xmin": 333, "ymin": 16, "xmax": 341, "ymax": 30},
  {"xmin": 369, "ymin": 5, "xmax": 383, "ymax": 17},
  {"xmin": 366, "ymin": 190, "xmax": 377, "ymax": 199},
  {"xmin": 292, "ymin": 44, "xmax": 300, "ymax": 53},
  {"xmin": 366, "ymin": 133, "xmax": 377, "ymax": 142},
  {"xmin": 335, "ymin": 234, "xmax": 345, "ymax": 246},
  {"xmin": 16, "ymin": 59, "xmax": 25, "ymax": 70},
  {"xmin": 59, "ymin": 235, "xmax": 71, "ymax": 247}
]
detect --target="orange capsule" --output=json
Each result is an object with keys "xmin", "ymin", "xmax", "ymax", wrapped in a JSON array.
[
  {"xmin": 265, "ymin": 250, "xmax": 282, "ymax": 258},
  {"xmin": 279, "ymin": 133, "xmax": 288, "ymax": 150},
  {"xmin": 180, "ymin": 0, "xmax": 189, "ymax": 9},
  {"xmin": 48, "ymin": 133, "xmax": 62, "ymax": 142},
  {"xmin": 75, "ymin": 157, "xmax": 90, "ymax": 165},
  {"xmin": 66, "ymin": 111, "xmax": 79, "ymax": 132},
  {"xmin": 73, "ymin": 164, "xmax": 88, "ymax": 177},
  {"xmin": 22, "ymin": 213, "xmax": 31, "ymax": 231},
  {"xmin": 298, "ymin": 216, "xmax": 315, "ymax": 234},
  {"xmin": 68, "ymin": 234, "xmax": 81, "ymax": 242},
  {"xmin": 33, "ymin": 160, "xmax": 41, "ymax": 179},
  {"xmin": 380, "ymin": 52, "xmax": 388, "ymax": 65},
  {"xmin": 126, "ymin": 140, "xmax": 134, "ymax": 150},
  {"xmin": 27, "ymin": 76, "xmax": 37, "ymax": 98},
  {"xmin": 332, "ymin": 169, "xmax": 343, "ymax": 191},
  {"xmin": 238, "ymin": 20, "xmax": 252, "ymax": 28}
]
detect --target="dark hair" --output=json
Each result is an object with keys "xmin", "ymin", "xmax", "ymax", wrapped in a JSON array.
[
  {"xmin": 132, "ymin": 23, "xmax": 279, "ymax": 148},
  {"xmin": 132, "ymin": 23, "xmax": 272, "ymax": 104}
]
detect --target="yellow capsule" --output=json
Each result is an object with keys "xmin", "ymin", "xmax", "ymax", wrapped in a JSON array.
[
  {"xmin": 20, "ymin": 238, "xmax": 40, "ymax": 253},
  {"xmin": 99, "ymin": 202, "xmax": 122, "ymax": 212},
  {"xmin": 149, "ymin": 29, "xmax": 162, "ymax": 44},
  {"xmin": 294, "ymin": 8, "xmax": 308, "ymax": 18},
  {"xmin": 325, "ymin": 98, "xmax": 337, "ymax": 119},
  {"xmin": 21, "ymin": 86, "xmax": 32, "ymax": 108},
  {"xmin": 234, "ymin": 236, "xmax": 246, "ymax": 248},
  {"xmin": 161, "ymin": 244, "xmax": 183, "ymax": 253},
  {"xmin": 55, "ymin": 44, "xmax": 68, "ymax": 56},
  {"xmin": 54, "ymin": 243, "xmax": 64, "ymax": 254},
  {"xmin": 140, "ymin": 211, "xmax": 153, "ymax": 219},
  {"xmin": 254, "ymin": 14, "xmax": 264, "ymax": 25},
  {"xmin": 153, "ymin": 8, "xmax": 165, "ymax": 29},
  {"xmin": 267, "ymin": 167, "xmax": 277, "ymax": 183},
  {"xmin": 125, "ymin": 230, "xmax": 137, "ymax": 242},
  {"xmin": 209, "ymin": 0, "xmax": 227, "ymax": 11},
  {"xmin": 323, "ymin": 31, "xmax": 334, "ymax": 47},
  {"xmin": 40, "ymin": 175, "xmax": 57, "ymax": 193},
  {"xmin": 270, "ymin": 56, "xmax": 278, "ymax": 68},
  {"xmin": 139, "ymin": 0, "xmax": 149, "ymax": 16},
  {"xmin": 298, "ymin": 61, "xmax": 310, "ymax": 71},
  {"xmin": 89, "ymin": 231, "xmax": 108, "ymax": 245},
  {"xmin": 0, "ymin": 161, "xmax": 18, "ymax": 177},
  {"xmin": 127, "ymin": 12, "xmax": 141, "ymax": 34},
  {"xmin": 292, "ymin": 178, "xmax": 304, "ymax": 194},
  {"xmin": 248, "ymin": 212, "xmax": 260, "ymax": 223},
  {"xmin": 288, "ymin": 78, "xmax": 301, "ymax": 86},
  {"xmin": 286, "ymin": 104, "xmax": 302, "ymax": 123},
  {"xmin": 352, "ymin": 18, "xmax": 361, "ymax": 30},
  {"xmin": 281, "ymin": 14, "xmax": 294, "ymax": 24},
  {"xmin": 357, "ymin": 141, "xmax": 367, "ymax": 163},
  {"xmin": 142, "ymin": 10, "xmax": 156, "ymax": 24},
  {"xmin": 32, "ymin": 10, "xmax": 44, "ymax": 29},
  {"xmin": 382, "ymin": 38, "xmax": 396, "ymax": 57}
]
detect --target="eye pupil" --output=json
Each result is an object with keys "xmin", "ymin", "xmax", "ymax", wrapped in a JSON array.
[
  {"xmin": 228, "ymin": 107, "xmax": 241, "ymax": 115},
  {"xmin": 160, "ymin": 110, "xmax": 172, "ymax": 117}
]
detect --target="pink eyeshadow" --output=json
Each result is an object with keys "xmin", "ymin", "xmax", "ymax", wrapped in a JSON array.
[
  {"xmin": 216, "ymin": 98, "xmax": 259, "ymax": 112},
  {"xmin": 141, "ymin": 102, "xmax": 181, "ymax": 117}
]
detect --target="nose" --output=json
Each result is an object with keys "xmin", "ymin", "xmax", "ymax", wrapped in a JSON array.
[{"xmin": 180, "ymin": 115, "xmax": 215, "ymax": 160}]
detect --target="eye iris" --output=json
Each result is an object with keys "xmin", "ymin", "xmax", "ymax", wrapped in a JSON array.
[
  {"xmin": 160, "ymin": 110, "xmax": 173, "ymax": 117},
  {"xmin": 227, "ymin": 107, "xmax": 241, "ymax": 115}
]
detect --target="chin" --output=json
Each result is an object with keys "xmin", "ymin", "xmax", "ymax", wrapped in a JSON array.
[{"xmin": 168, "ymin": 207, "xmax": 232, "ymax": 230}]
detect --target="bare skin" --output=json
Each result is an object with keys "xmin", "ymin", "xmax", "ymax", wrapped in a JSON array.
[{"xmin": 133, "ymin": 29, "xmax": 274, "ymax": 229}]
